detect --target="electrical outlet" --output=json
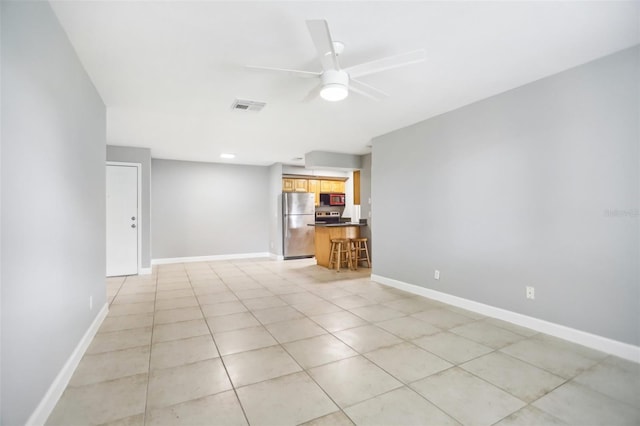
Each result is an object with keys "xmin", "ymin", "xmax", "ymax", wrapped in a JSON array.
[
  {"xmin": 89, "ymin": 295, "xmax": 93, "ymax": 310},
  {"xmin": 434, "ymin": 270, "xmax": 440, "ymax": 280},
  {"xmin": 526, "ymin": 286, "xmax": 535, "ymax": 300}
]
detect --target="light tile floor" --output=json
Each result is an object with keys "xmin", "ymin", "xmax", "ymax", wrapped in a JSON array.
[{"xmin": 47, "ymin": 258, "xmax": 640, "ymax": 426}]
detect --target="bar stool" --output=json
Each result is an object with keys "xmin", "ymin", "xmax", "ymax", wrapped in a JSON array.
[
  {"xmin": 329, "ymin": 238, "xmax": 353, "ymax": 272},
  {"xmin": 350, "ymin": 238, "xmax": 371, "ymax": 269}
]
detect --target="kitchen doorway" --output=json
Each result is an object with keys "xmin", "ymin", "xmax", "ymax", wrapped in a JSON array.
[{"xmin": 106, "ymin": 162, "xmax": 141, "ymax": 276}]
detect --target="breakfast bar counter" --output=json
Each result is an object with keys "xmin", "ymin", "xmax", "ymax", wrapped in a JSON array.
[{"xmin": 308, "ymin": 223, "xmax": 367, "ymax": 268}]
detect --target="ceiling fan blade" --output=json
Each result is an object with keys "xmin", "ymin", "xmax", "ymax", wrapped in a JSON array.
[
  {"xmin": 351, "ymin": 79, "xmax": 389, "ymax": 99},
  {"xmin": 350, "ymin": 85, "xmax": 381, "ymax": 101},
  {"xmin": 301, "ymin": 84, "xmax": 322, "ymax": 103},
  {"xmin": 306, "ymin": 20, "xmax": 339, "ymax": 71},
  {"xmin": 344, "ymin": 49, "xmax": 426, "ymax": 79},
  {"xmin": 246, "ymin": 65, "xmax": 321, "ymax": 79}
]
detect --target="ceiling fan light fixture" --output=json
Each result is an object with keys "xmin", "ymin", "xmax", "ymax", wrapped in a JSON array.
[
  {"xmin": 248, "ymin": 20, "xmax": 424, "ymax": 103},
  {"xmin": 320, "ymin": 83, "xmax": 348, "ymax": 102}
]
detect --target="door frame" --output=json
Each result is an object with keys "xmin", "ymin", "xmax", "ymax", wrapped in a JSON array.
[{"xmin": 106, "ymin": 161, "xmax": 142, "ymax": 275}]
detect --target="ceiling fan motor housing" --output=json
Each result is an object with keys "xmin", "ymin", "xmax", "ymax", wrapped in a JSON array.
[{"xmin": 321, "ymin": 69, "xmax": 349, "ymax": 87}]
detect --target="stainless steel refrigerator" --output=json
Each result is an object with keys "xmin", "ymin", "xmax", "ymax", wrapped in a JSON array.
[{"xmin": 283, "ymin": 192, "xmax": 315, "ymax": 259}]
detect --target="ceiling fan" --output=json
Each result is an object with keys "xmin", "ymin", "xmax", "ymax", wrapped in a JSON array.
[{"xmin": 247, "ymin": 20, "xmax": 426, "ymax": 102}]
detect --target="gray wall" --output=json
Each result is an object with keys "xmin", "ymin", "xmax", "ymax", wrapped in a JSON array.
[
  {"xmin": 372, "ymin": 46, "xmax": 639, "ymax": 345},
  {"xmin": 1, "ymin": 2, "xmax": 107, "ymax": 424},
  {"xmin": 152, "ymin": 159, "xmax": 270, "ymax": 259},
  {"xmin": 359, "ymin": 154, "xmax": 373, "ymax": 259},
  {"xmin": 269, "ymin": 163, "xmax": 284, "ymax": 256},
  {"xmin": 107, "ymin": 145, "xmax": 152, "ymax": 269},
  {"xmin": 305, "ymin": 151, "xmax": 362, "ymax": 170}
]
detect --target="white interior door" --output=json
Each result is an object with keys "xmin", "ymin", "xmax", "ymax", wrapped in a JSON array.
[{"xmin": 106, "ymin": 164, "xmax": 139, "ymax": 276}]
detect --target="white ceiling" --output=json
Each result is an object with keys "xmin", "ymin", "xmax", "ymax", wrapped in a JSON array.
[{"xmin": 50, "ymin": 1, "xmax": 639, "ymax": 166}]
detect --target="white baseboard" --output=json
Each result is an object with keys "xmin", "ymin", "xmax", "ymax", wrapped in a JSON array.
[
  {"xmin": 152, "ymin": 252, "xmax": 271, "ymax": 265},
  {"xmin": 371, "ymin": 274, "xmax": 640, "ymax": 363},
  {"xmin": 139, "ymin": 267, "xmax": 152, "ymax": 275},
  {"xmin": 26, "ymin": 303, "xmax": 109, "ymax": 426},
  {"xmin": 270, "ymin": 253, "xmax": 284, "ymax": 260}
]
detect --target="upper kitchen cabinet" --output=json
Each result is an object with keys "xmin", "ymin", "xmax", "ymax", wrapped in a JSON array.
[
  {"xmin": 320, "ymin": 180, "xmax": 332, "ymax": 193},
  {"xmin": 282, "ymin": 178, "xmax": 295, "ymax": 192},
  {"xmin": 283, "ymin": 177, "xmax": 345, "ymax": 199},
  {"xmin": 282, "ymin": 178, "xmax": 308, "ymax": 192},
  {"xmin": 331, "ymin": 181, "xmax": 345, "ymax": 193},
  {"xmin": 308, "ymin": 179, "xmax": 320, "ymax": 206},
  {"xmin": 319, "ymin": 180, "xmax": 344, "ymax": 193},
  {"xmin": 294, "ymin": 179, "xmax": 308, "ymax": 192}
]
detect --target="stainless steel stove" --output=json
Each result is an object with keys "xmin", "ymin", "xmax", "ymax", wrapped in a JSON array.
[{"xmin": 315, "ymin": 211, "xmax": 341, "ymax": 224}]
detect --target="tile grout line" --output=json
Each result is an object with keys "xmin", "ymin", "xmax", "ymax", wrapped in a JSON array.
[
  {"xmin": 106, "ymin": 275, "xmax": 127, "ymax": 307},
  {"xmin": 54, "ymin": 259, "xmax": 640, "ymax": 425},
  {"xmin": 165, "ymin": 264, "xmax": 567, "ymax": 421},
  {"xmin": 315, "ymin": 320, "xmax": 456, "ymax": 420},
  {"xmin": 288, "ymin": 269, "xmax": 420, "ymax": 424},
  {"xmin": 205, "ymin": 279, "xmax": 607, "ymax": 423},
  {"xmin": 494, "ymin": 340, "xmax": 597, "ymax": 383},
  {"xmin": 190, "ymin": 264, "xmax": 253, "ymax": 426},
  {"xmin": 232, "ymin": 281, "xmax": 354, "ymax": 425},
  {"xmin": 141, "ymin": 265, "xmax": 160, "ymax": 424},
  {"xmin": 211, "ymin": 262, "xmax": 372, "ymax": 424},
  {"xmin": 388, "ymin": 324, "xmax": 612, "ymax": 424},
  {"xmin": 263, "ymin": 267, "xmax": 408, "ymax": 422},
  {"xmin": 401, "ymin": 329, "xmax": 572, "ymax": 411},
  {"xmin": 247, "ymin": 268, "xmax": 520, "ymax": 424}
]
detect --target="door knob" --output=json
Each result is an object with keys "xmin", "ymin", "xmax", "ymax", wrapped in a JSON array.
[
  {"xmin": 131, "ymin": 224, "xmax": 136, "ymax": 228},
  {"xmin": 131, "ymin": 216, "xmax": 136, "ymax": 220}
]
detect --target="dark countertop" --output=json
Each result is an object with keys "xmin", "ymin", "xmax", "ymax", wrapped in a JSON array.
[{"xmin": 309, "ymin": 222, "xmax": 367, "ymax": 227}]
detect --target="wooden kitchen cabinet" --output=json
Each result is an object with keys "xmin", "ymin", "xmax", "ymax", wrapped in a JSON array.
[
  {"xmin": 293, "ymin": 179, "xmax": 308, "ymax": 192},
  {"xmin": 283, "ymin": 178, "xmax": 308, "ymax": 192},
  {"xmin": 308, "ymin": 179, "xmax": 320, "ymax": 206},
  {"xmin": 331, "ymin": 180, "xmax": 345, "ymax": 193},
  {"xmin": 283, "ymin": 177, "xmax": 345, "ymax": 197},
  {"xmin": 282, "ymin": 178, "xmax": 295, "ymax": 192},
  {"xmin": 320, "ymin": 180, "xmax": 332, "ymax": 193},
  {"xmin": 353, "ymin": 170, "xmax": 361, "ymax": 205},
  {"xmin": 319, "ymin": 179, "xmax": 345, "ymax": 193}
]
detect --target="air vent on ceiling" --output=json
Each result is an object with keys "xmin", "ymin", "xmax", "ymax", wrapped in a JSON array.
[{"xmin": 231, "ymin": 99, "xmax": 266, "ymax": 112}]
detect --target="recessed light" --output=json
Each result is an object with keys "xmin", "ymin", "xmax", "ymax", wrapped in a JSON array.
[{"xmin": 220, "ymin": 153, "xmax": 235, "ymax": 159}]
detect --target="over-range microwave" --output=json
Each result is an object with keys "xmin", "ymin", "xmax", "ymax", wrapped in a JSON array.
[{"xmin": 320, "ymin": 193, "xmax": 345, "ymax": 206}]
